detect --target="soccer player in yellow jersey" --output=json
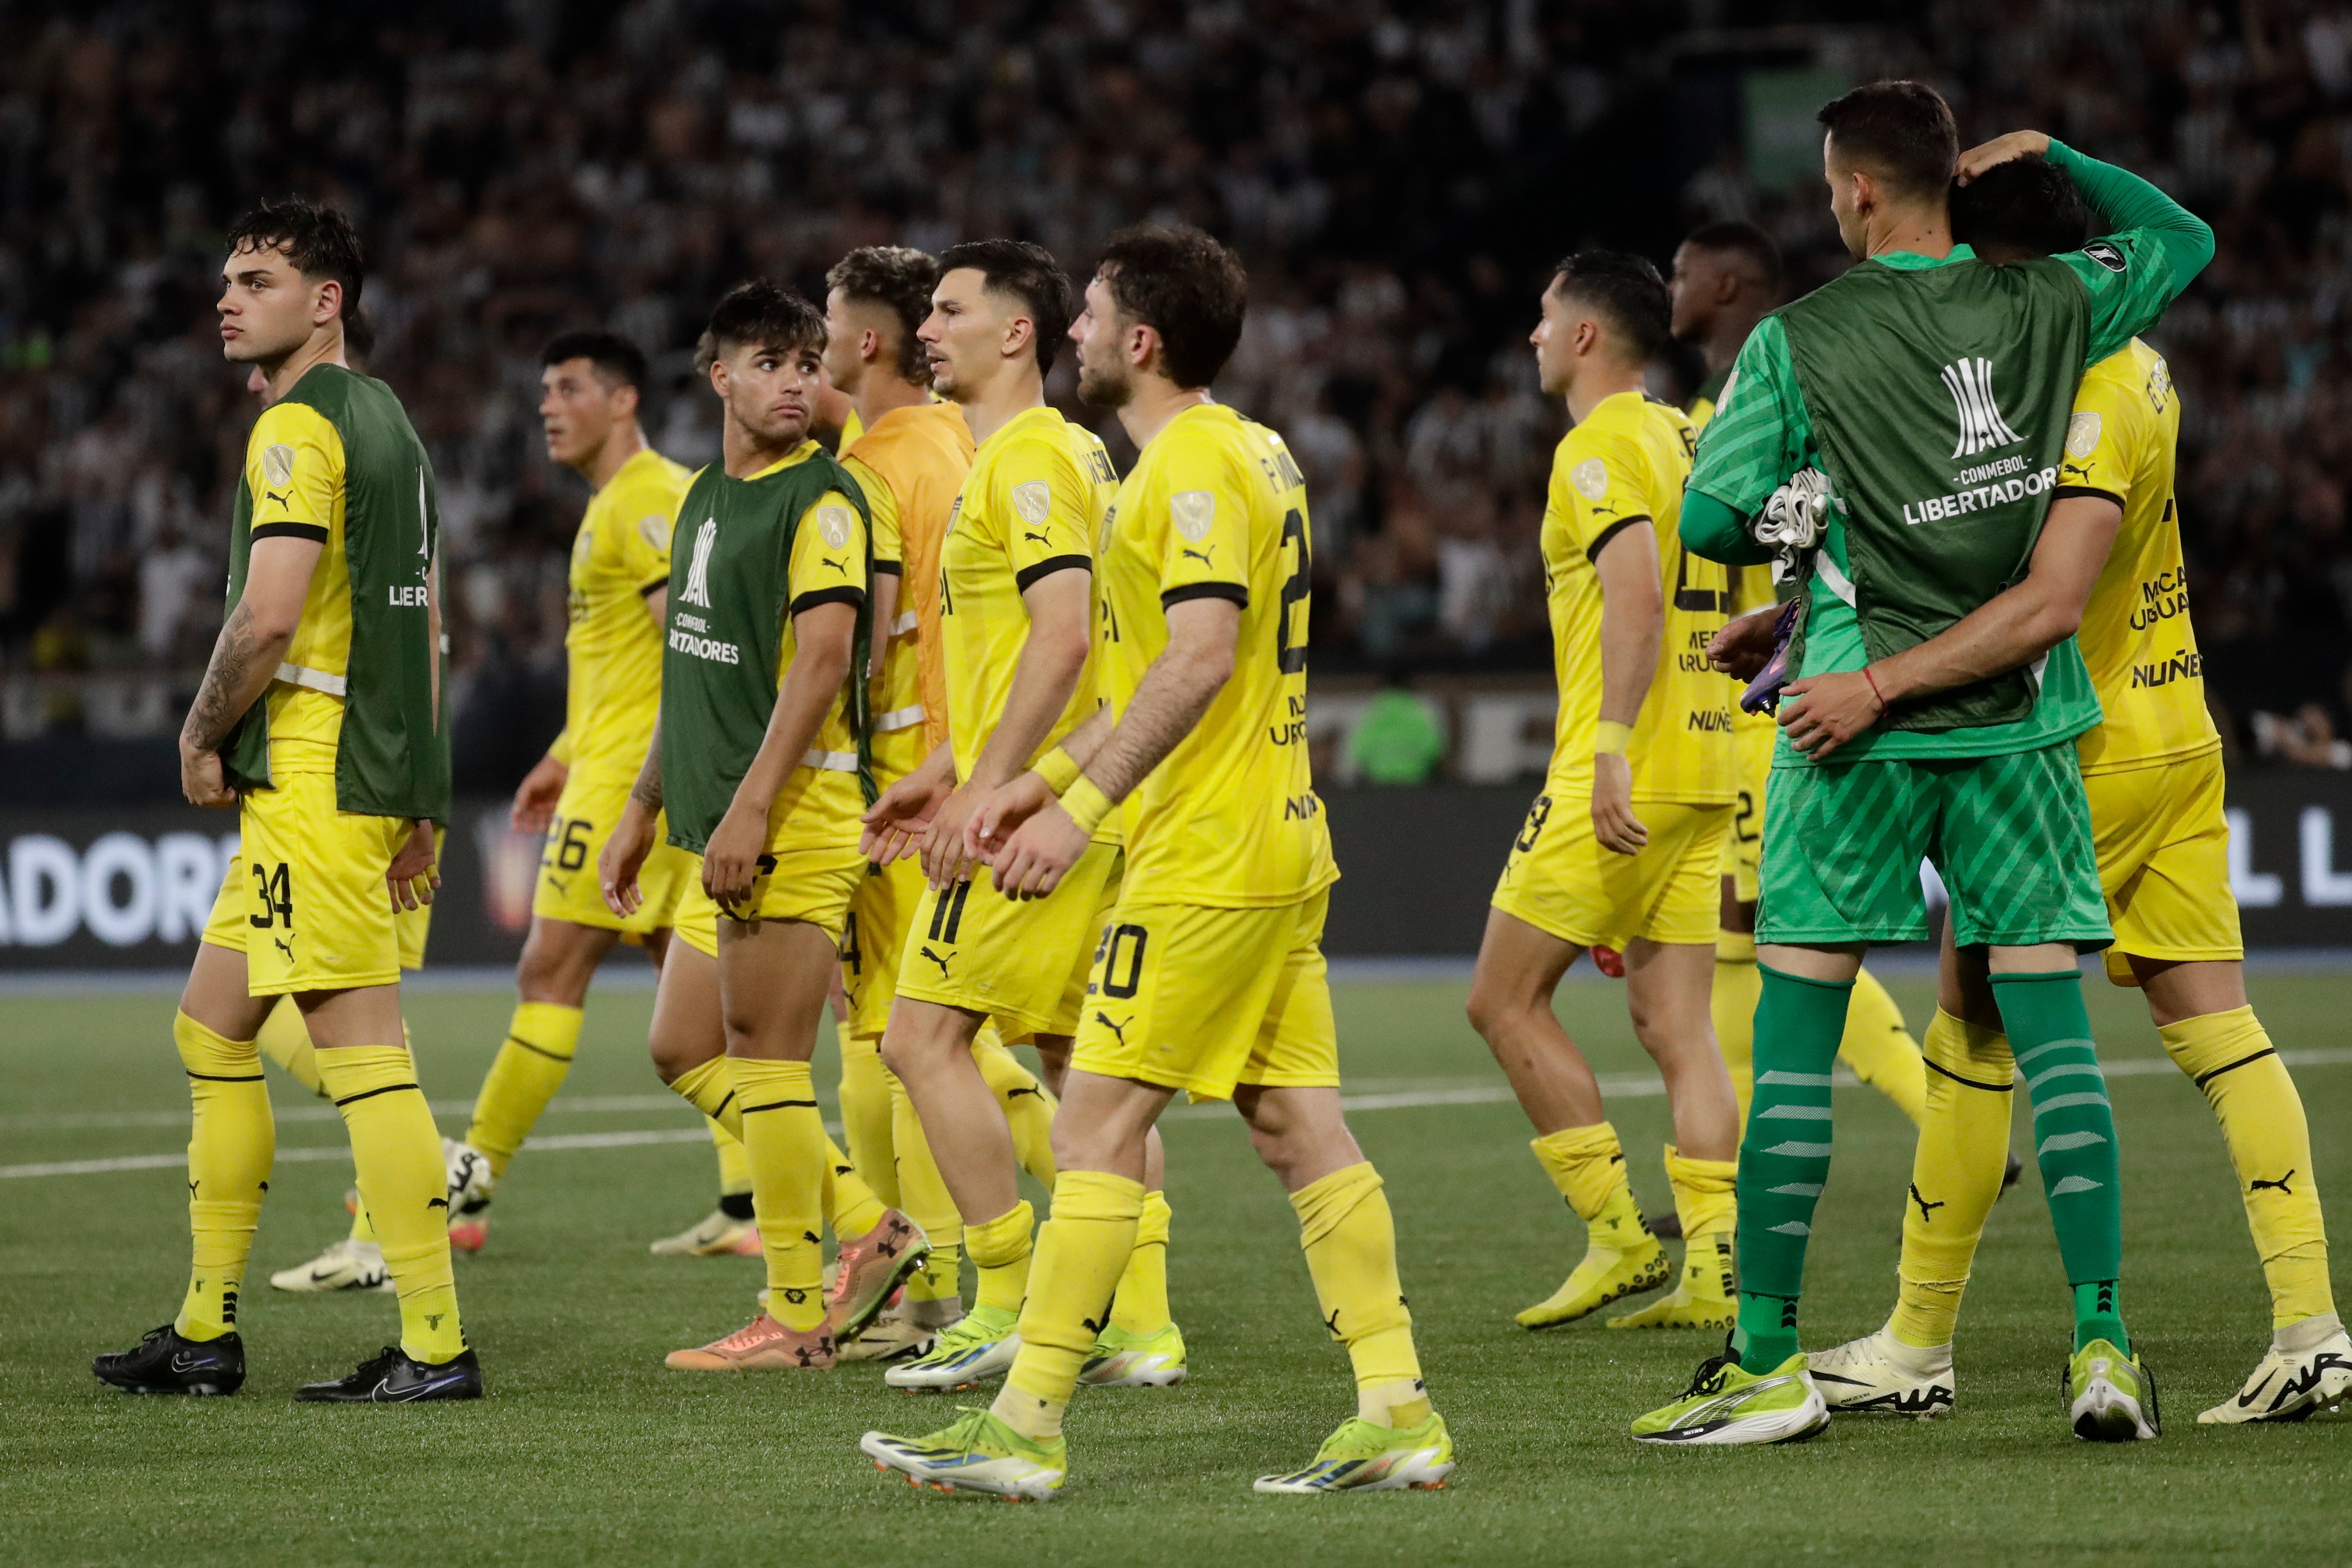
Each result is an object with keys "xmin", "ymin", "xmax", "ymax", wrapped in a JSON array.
[
  {"xmin": 820, "ymin": 246, "xmax": 1063, "ymax": 1362},
  {"xmin": 600, "ymin": 281, "xmax": 923, "ymax": 1371},
  {"xmin": 1803, "ymin": 153, "xmax": 2348, "ymax": 1425},
  {"xmin": 864, "ymin": 223, "xmax": 1450, "ymax": 1499},
  {"xmin": 1462, "ymin": 252, "xmax": 1743, "ymax": 1335},
  {"xmin": 1669, "ymin": 221, "xmax": 1933, "ymax": 1146},
  {"xmin": 95, "ymin": 199, "xmax": 481, "ymax": 1401}
]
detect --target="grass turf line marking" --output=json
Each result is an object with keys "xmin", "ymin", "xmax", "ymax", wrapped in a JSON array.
[{"xmin": 9, "ymin": 1048, "xmax": 2347, "ymax": 1181}]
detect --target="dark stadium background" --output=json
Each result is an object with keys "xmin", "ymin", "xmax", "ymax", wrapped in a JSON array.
[{"xmin": 3, "ymin": 0, "xmax": 2352, "ymax": 961}]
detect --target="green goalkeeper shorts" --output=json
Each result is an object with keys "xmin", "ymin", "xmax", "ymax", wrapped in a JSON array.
[{"xmin": 1757, "ymin": 741, "xmax": 2113, "ymax": 950}]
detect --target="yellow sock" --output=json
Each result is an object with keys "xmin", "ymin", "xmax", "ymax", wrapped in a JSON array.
[
  {"xmin": 349, "ymin": 1202, "xmax": 377, "ymax": 1244},
  {"xmin": 172, "ymin": 1012, "xmax": 273, "ymax": 1342},
  {"xmin": 837, "ymin": 1027, "xmax": 900, "ymax": 1208},
  {"xmin": 2161, "ymin": 1006, "xmax": 2334, "ymax": 1328},
  {"xmin": 711, "ymin": 1117, "xmax": 752, "ymax": 1198},
  {"xmin": 1840, "ymin": 967, "xmax": 1927, "ymax": 1128},
  {"xmin": 1712, "ymin": 935, "xmax": 1759, "ymax": 1129},
  {"xmin": 669, "ymin": 1056, "xmax": 743, "ymax": 1140},
  {"xmin": 824, "ymin": 1135, "xmax": 889, "ymax": 1241},
  {"xmin": 1531, "ymin": 1121, "xmax": 1649, "ymax": 1254},
  {"xmin": 1891, "ymin": 1009, "xmax": 2015, "ymax": 1349},
  {"xmin": 1292, "ymin": 1162, "xmax": 1426, "ymax": 1424},
  {"xmin": 976, "ymin": 1029, "xmax": 1057, "ymax": 1185},
  {"xmin": 1663, "ymin": 1144, "xmax": 1737, "ymax": 1303},
  {"xmin": 315, "ymin": 1043, "xmax": 465, "ymax": 1363},
  {"xmin": 965, "ymin": 1200, "xmax": 1036, "ymax": 1319},
  {"xmin": 890, "ymin": 1075, "xmax": 963, "ymax": 1304},
  {"xmin": 995, "ymin": 1173, "xmax": 1141, "ymax": 1441},
  {"xmin": 254, "ymin": 999, "xmax": 323, "ymax": 1097},
  {"xmin": 464, "ymin": 1000, "xmax": 583, "ymax": 1178},
  {"xmin": 730, "ymin": 1058, "xmax": 827, "ymax": 1331},
  {"xmin": 1109, "ymin": 1189, "xmax": 1172, "ymax": 1335}
]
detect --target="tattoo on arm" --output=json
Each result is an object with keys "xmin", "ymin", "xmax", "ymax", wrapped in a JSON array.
[
  {"xmin": 183, "ymin": 601, "xmax": 264, "ymax": 752},
  {"xmin": 630, "ymin": 716, "xmax": 664, "ymax": 812}
]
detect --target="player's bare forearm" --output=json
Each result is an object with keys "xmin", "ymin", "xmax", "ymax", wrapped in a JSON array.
[
  {"xmin": 972, "ymin": 569, "xmax": 1090, "ymax": 790},
  {"xmin": 629, "ymin": 714, "xmax": 665, "ymax": 813},
  {"xmin": 1594, "ymin": 535, "xmax": 1663, "ymax": 729},
  {"xmin": 182, "ymin": 599, "xmax": 287, "ymax": 755},
  {"xmin": 1051, "ymin": 705, "xmax": 1114, "ymax": 772},
  {"xmin": 1079, "ymin": 600, "xmax": 1237, "ymax": 804},
  {"xmin": 868, "ymin": 571, "xmax": 899, "ymax": 690}
]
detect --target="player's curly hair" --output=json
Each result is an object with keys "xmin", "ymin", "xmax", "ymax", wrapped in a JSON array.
[
  {"xmin": 1096, "ymin": 224, "xmax": 1249, "ymax": 391},
  {"xmin": 1549, "ymin": 250, "xmax": 1672, "ymax": 361},
  {"xmin": 226, "ymin": 196, "xmax": 366, "ymax": 317},
  {"xmin": 703, "ymin": 278, "xmax": 826, "ymax": 360},
  {"xmin": 1949, "ymin": 155, "xmax": 2090, "ymax": 261},
  {"xmin": 825, "ymin": 246, "xmax": 940, "ymax": 384},
  {"xmin": 1818, "ymin": 80, "xmax": 1958, "ymax": 201},
  {"xmin": 939, "ymin": 239, "xmax": 1073, "ymax": 374}
]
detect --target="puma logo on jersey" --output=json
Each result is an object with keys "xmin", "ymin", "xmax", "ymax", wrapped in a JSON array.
[
  {"xmin": 918, "ymin": 946, "xmax": 951, "ymax": 977},
  {"xmin": 1180, "ymin": 547, "xmax": 1214, "ymax": 567},
  {"xmin": 821, "ymin": 555, "xmax": 849, "ymax": 575},
  {"xmin": 1093, "ymin": 1011, "xmax": 1130, "ymax": 1047},
  {"xmin": 1907, "ymin": 1184, "xmax": 1944, "ymax": 1224},
  {"xmin": 264, "ymin": 490, "xmax": 292, "ymax": 509},
  {"xmin": 2251, "ymin": 1170, "xmax": 2296, "ymax": 1194},
  {"xmin": 272, "ymin": 934, "xmax": 294, "ymax": 961},
  {"xmin": 1022, "ymin": 530, "xmax": 1050, "ymax": 545}
]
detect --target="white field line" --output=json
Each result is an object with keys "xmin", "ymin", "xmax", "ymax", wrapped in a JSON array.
[{"xmin": 8, "ymin": 1049, "xmax": 2348, "ymax": 1181}]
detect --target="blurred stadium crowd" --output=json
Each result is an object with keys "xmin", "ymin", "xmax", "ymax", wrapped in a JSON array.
[{"xmin": 0, "ymin": 1, "xmax": 2350, "ymax": 783}]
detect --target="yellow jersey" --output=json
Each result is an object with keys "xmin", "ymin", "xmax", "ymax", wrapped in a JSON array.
[
  {"xmin": 2067, "ymin": 339, "xmax": 2219, "ymax": 777},
  {"xmin": 1096, "ymin": 402, "xmax": 1336, "ymax": 907},
  {"xmin": 1539, "ymin": 390, "xmax": 1732, "ymax": 804},
  {"xmin": 244, "ymin": 401, "xmax": 352, "ymax": 775},
  {"xmin": 843, "ymin": 401, "xmax": 974, "ymax": 778},
  {"xmin": 551, "ymin": 447, "xmax": 692, "ymax": 781},
  {"xmin": 937, "ymin": 404, "xmax": 1118, "ymax": 789}
]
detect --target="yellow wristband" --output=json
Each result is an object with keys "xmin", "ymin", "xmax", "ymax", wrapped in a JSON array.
[
  {"xmin": 1061, "ymin": 777, "xmax": 1114, "ymax": 836},
  {"xmin": 1594, "ymin": 720, "xmax": 1633, "ymax": 756},
  {"xmin": 1034, "ymin": 747, "xmax": 1082, "ymax": 795}
]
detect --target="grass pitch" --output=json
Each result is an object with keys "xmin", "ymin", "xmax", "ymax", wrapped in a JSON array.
[{"xmin": 3, "ymin": 969, "xmax": 2348, "ymax": 1568}]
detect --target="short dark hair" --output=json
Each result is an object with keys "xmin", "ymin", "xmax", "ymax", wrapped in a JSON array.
[
  {"xmin": 1949, "ymin": 154, "xmax": 2090, "ymax": 260},
  {"xmin": 1550, "ymin": 250, "xmax": 1672, "ymax": 361},
  {"xmin": 1095, "ymin": 224, "xmax": 1248, "ymax": 390},
  {"xmin": 1681, "ymin": 220, "xmax": 1783, "ymax": 292},
  {"xmin": 704, "ymin": 278, "xmax": 826, "ymax": 360},
  {"xmin": 1817, "ymin": 80, "xmax": 1958, "ymax": 202},
  {"xmin": 542, "ymin": 329, "xmax": 649, "ymax": 392},
  {"xmin": 938, "ymin": 238, "xmax": 1073, "ymax": 374},
  {"xmin": 226, "ymin": 196, "xmax": 366, "ymax": 317},
  {"xmin": 826, "ymin": 246, "xmax": 940, "ymax": 383}
]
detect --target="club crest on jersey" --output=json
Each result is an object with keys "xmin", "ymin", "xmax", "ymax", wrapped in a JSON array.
[
  {"xmin": 262, "ymin": 443, "xmax": 295, "ymax": 488},
  {"xmin": 1011, "ymin": 480, "xmax": 1051, "ymax": 526},
  {"xmin": 1570, "ymin": 458, "xmax": 1608, "ymax": 501},
  {"xmin": 638, "ymin": 512, "xmax": 672, "ymax": 552},
  {"xmin": 1940, "ymin": 357, "xmax": 2023, "ymax": 459},
  {"xmin": 680, "ymin": 516, "xmax": 718, "ymax": 608},
  {"xmin": 815, "ymin": 505, "xmax": 852, "ymax": 548},
  {"xmin": 2065, "ymin": 411, "xmax": 2101, "ymax": 459},
  {"xmin": 1171, "ymin": 489, "xmax": 1214, "ymax": 541},
  {"xmin": 2146, "ymin": 356, "xmax": 2172, "ymax": 412}
]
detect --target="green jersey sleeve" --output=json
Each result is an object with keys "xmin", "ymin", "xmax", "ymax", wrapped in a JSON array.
[
  {"xmin": 1686, "ymin": 316, "xmax": 1807, "ymax": 517},
  {"xmin": 2046, "ymin": 138, "xmax": 2215, "ymax": 365}
]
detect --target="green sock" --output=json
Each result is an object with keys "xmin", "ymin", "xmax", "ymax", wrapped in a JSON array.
[
  {"xmin": 1990, "ymin": 970, "xmax": 2128, "ymax": 1355},
  {"xmin": 1732, "ymin": 963, "xmax": 1853, "ymax": 1372}
]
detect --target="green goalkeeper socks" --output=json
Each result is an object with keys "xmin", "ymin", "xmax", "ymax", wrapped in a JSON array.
[
  {"xmin": 1991, "ymin": 969, "xmax": 2129, "ymax": 1354},
  {"xmin": 1732, "ymin": 963, "xmax": 1854, "ymax": 1372}
]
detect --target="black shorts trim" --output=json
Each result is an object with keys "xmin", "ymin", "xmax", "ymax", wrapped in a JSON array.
[
  {"xmin": 1162, "ymin": 582, "xmax": 1248, "ymax": 609},
  {"xmin": 1585, "ymin": 516, "xmax": 1650, "ymax": 564},
  {"xmin": 789, "ymin": 586, "xmax": 865, "ymax": 616},
  {"xmin": 250, "ymin": 522, "xmax": 330, "ymax": 546},
  {"xmin": 1015, "ymin": 555, "xmax": 1092, "ymax": 593}
]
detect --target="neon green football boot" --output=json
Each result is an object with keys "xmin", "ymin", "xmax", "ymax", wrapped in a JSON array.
[
  {"xmin": 1632, "ymin": 1349, "xmax": 1830, "ymax": 1445},
  {"xmin": 2068, "ymin": 1338, "xmax": 2159, "ymax": 1441},
  {"xmin": 1253, "ymin": 1412, "xmax": 1455, "ymax": 1494},
  {"xmin": 861, "ymin": 1406, "xmax": 1066, "ymax": 1501},
  {"xmin": 1078, "ymin": 1321, "xmax": 1187, "ymax": 1388}
]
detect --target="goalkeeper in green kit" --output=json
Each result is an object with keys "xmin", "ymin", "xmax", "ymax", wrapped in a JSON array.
[{"xmin": 1633, "ymin": 82, "xmax": 2211, "ymax": 1446}]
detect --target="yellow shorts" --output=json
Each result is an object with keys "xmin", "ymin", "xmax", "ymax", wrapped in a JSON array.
[
  {"xmin": 202, "ymin": 772, "xmax": 419, "ymax": 995},
  {"xmin": 532, "ymin": 769, "xmax": 695, "ymax": 938},
  {"xmin": 1492, "ymin": 789, "xmax": 1730, "ymax": 950},
  {"xmin": 2086, "ymin": 747, "xmax": 2243, "ymax": 985},
  {"xmin": 1071, "ymin": 889, "xmax": 1340, "ymax": 1103},
  {"xmin": 894, "ymin": 840, "xmax": 1121, "ymax": 1038},
  {"xmin": 839, "ymin": 854, "xmax": 920, "ymax": 1040},
  {"xmin": 1719, "ymin": 717, "xmax": 1774, "ymax": 904},
  {"xmin": 673, "ymin": 846, "xmax": 866, "ymax": 960}
]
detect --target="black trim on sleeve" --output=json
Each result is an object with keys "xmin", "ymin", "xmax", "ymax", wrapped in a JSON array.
[
  {"xmin": 1162, "ymin": 582, "xmax": 1249, "ymax": 609},
  {"xmin": 637, "ymin": 575, "xmax": 669, "ymax": 597},
  {"xmin": 1584, "ymin": 515, "xmax": 1650, "ymax": 564},
  {"xmin": 249, "ymin": 522, "xmax": 330, "ymax": 545},
  {"xmin": 790, "ymin": 586, "xmax": 866, "ymax": 616},
  {"xmin": 873, "ymin": 560, "xmax": 903, "ymax": 577},
  {"xmin": 1015, "ymin": 554, "xmax": 1092, "ymax": 593},
  {"xmin": 2051, "ymin": 485, "xmax": 2126, "ymax": 509}
]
